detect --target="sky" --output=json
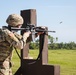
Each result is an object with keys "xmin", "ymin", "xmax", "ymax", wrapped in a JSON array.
[{"xmin": 0, "ymin": 0, "xmax": 76, "ymax": 43}]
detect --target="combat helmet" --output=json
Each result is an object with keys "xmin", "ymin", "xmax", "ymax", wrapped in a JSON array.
[{"xmin": 6, "ymin": 14, "xmax": 24, "ymax": 27}]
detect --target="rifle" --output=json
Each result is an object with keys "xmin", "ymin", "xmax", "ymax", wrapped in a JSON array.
[
  {"xmin": 11, "ymin": 24, "xmax": 56, "ymax": 42},
  {"xmin": 11, "ymin": 24, "xmax": 55, "ymax": 32}
]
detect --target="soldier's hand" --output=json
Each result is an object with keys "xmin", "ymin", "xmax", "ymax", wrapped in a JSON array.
[
  {"xmin": 24, "ymin": 31, "xmax": 31, "ymax": 38},
  {"xmin": 8, "ymin": 32, "xmax": 15, "ymax": 37},
  {"xmin": 40, "ymin": 26, "xmax": 46, "ymax": 29},
  {"xmin": 37, "ymin": 26, "xmax": 46, "ymax": 35}
]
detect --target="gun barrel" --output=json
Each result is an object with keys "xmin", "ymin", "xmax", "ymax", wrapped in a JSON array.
[{"xmin": 35, "ymin": 29, "xmax": 56, "ymax": 33}]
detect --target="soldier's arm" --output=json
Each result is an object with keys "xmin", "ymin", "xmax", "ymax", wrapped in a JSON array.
[{"xmin": 3, "ymin": 29, "xmax": 30, "ymax": 49}]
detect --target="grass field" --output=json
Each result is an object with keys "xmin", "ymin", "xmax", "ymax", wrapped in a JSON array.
[{"xmin": 12, "ymin": 49, "xmax": 76, "ymax": 75}]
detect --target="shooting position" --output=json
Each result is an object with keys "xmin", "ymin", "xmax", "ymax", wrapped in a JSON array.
[{"xmin": 0, "ymin": 13, "xmax": 46, "ymax": 75}]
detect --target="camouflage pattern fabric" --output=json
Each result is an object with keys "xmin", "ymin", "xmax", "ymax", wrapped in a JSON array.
[{"xmin": 0, "ymin": 28, "xmax": 28, "ymax": 75}]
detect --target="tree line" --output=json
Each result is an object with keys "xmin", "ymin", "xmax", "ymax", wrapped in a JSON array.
[{"xmin": 29, "ymin": 35, "xmax": 76, "ymax": 50}]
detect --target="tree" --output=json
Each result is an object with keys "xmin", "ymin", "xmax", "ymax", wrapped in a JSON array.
[
  {"xmin": 48, "ymin": 35, "xmax": 54, "ymax": 44},
  {"xmin": 48, "ymin": 35, "xmax": 58, "ymax": 49}
]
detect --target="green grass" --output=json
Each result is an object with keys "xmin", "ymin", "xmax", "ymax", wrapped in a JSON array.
[
  {"xmin": 48, "ymin": 50, "xmax": 76, "ymax": 75},
  {"xmin": 12, "ymin": 49, "xmax": 76, "ymax": 75}
]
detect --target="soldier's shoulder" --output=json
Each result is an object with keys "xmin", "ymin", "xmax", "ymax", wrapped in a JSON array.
[
  {"xmin": 0, "ymin": 27, "xmax": 10, "ymax": 36},
  {"xmin": 0, "ymin": 28, "xmax": 4, "ymax": 34}
]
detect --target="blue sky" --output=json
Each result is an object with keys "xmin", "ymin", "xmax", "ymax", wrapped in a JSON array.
[{"xmin": 0, "ymin": 0, "xmax": 76, "ymax": 43}]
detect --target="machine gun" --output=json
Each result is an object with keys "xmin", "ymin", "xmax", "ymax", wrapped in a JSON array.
[{"xmin": 11, "ymin": 24, "xmax": 55, "ymax": 42}]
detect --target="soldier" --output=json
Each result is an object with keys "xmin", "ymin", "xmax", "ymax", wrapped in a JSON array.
[{"xmin": 0, "ymin": 14, "xmax": 31, "ymax": 75}]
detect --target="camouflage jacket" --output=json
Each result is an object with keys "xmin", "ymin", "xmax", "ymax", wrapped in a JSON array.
[{"xmin": 0, "ymin": 27, "xmax": 28, "ymax": 62}]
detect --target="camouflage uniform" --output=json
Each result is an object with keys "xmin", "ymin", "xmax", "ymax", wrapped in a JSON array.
[
  {"xmin": 0, "ymin": 14, "xmax": 28, "ymax": 75},
  {"xmin": 0, "ymin": 28, "xmax": 28, "ymax": 75}
]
